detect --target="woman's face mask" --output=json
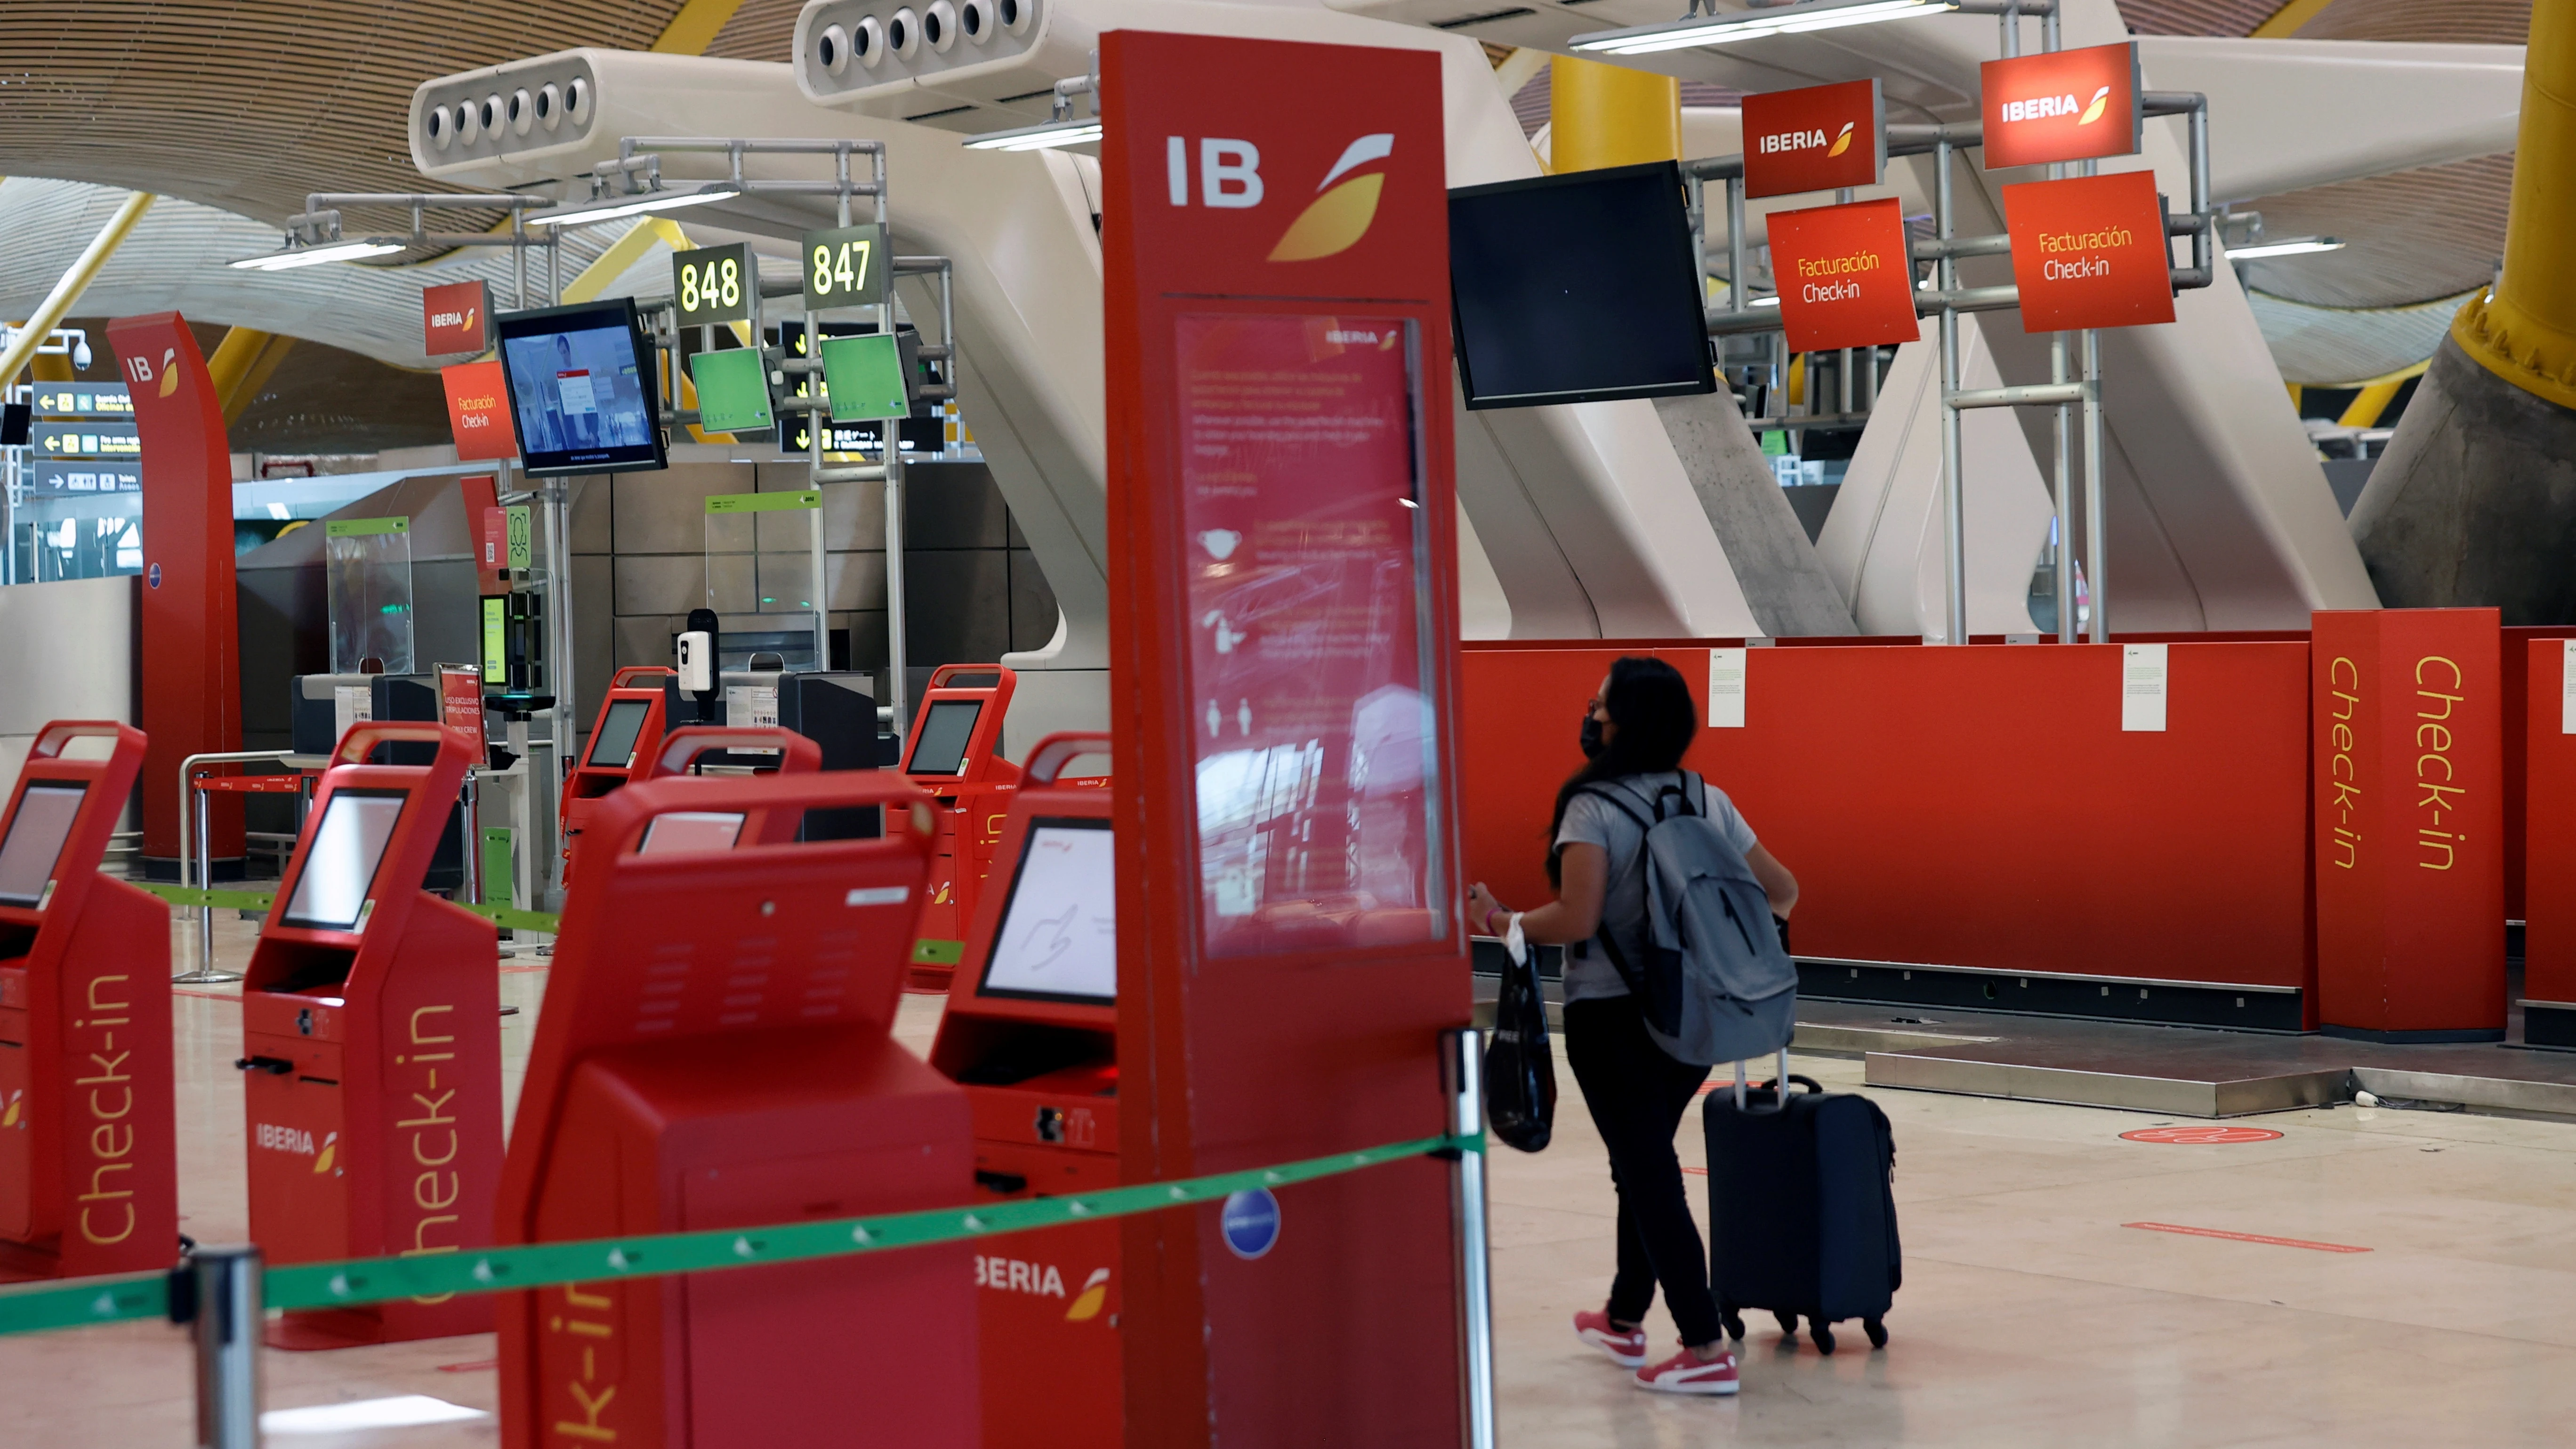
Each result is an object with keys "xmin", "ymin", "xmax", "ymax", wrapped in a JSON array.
[{"xmin": 1579, "ymin": 712, "xmax": 1605, "ymax": 759}]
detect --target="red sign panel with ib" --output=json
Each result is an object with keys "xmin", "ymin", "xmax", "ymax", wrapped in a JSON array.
[
  {"xmin": 2002, "ymin": 170, "xmax": 2175, "ymax": 332},
  {"xmin": 1980, "ymin": 43, "xmax": 2141, "ymax": 169},
  {"xmin": 1768, "ymin": 198, "xmax": 1920, "ymax": 352},
  {"xmin": 1742, "ymin": 80, "xmax": 1883, "ymax": 200},
  {"xmin": 442, "ymin": 358, "xmax": 520, "ymax": 461},
  {"xmin": 423, "ymin": 280, "xmax": 489, "ymax": 355}
]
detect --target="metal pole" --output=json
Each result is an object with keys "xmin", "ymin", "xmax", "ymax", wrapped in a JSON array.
[
  {"xmin": 1935, "ymin": 138, "xmax": 1966, "ymax": 644},
  {"xmin": 1442, "ymin": 1029, "xmax": 1496, "ymax": 1449},
  {"xmin": 190, "ymin": 1244, "xmax": 263, "ymax": 1449},
  {"xmin": 2082, "ymin": 329, "xmax": 2106, "ymax": 643},
  {"xmin": 544, "ymin": 479, "xmax": 574, "ymax": 908},
  {"xmin": 2052, "ymin": 331, "xmax": 2074, "ymax": 643},
  {"xmin": 460, "ymin": 768, "xmax": 481, "ymax": 906}
]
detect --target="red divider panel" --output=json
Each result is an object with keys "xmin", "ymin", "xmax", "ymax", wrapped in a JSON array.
[
  {"xmin": 2524, "ymin": 639, "xmax": 2576, "ymax": 1046},
  {"xmin": 2313, "ymin": 609, "xmax": 2505, "ymax": 1039},
  {"xmin": 1462, "ymin": 642, "xmax": 2315, "ymax": 1005},
  {"xmin": 2503, "ymin": 627, "xmax": 2576, "ymax": 920},
  {"xmin": 0, "ymin": 722, "xmax": 175, "ymax": 1281},
  {"xmin": 1103, "ymin": 32, "xmax": 1468, "ymax": 1449}
]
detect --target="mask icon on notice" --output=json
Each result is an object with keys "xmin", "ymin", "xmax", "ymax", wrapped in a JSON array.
[{"xmin": 1578, "ymin": 714, "xmax": 1604, "ymax": 760}]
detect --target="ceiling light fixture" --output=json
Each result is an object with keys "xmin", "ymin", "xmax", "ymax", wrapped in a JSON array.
[
  {"xmin": 1571, "ymin": 0, "xmax": 1959, "ymax": 55},
  {"xmin": 529, "ymin": 185, "xmax": 743, "ymax": 229},
  {"xmin": 227, "ymin": 240, "xmax": 407, "ymax": 272},
  {"xmin": 2225, "ymin": 236, "xmax": 2345, "ymax": 259},
  {"xmin": 963, "ymin": 117, "xmax": 1104, "ymax": 152}
]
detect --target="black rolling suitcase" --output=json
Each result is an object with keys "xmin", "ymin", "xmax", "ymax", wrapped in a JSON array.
[{"xmin": 1701, "ymin": 1052, "xmax": 1900, "ymax": 1354}]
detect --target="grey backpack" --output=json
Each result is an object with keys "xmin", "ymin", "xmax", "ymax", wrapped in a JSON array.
[{"xmin": 1582, "ymin": 775, "xmax": 1799, "ymax": 1067}]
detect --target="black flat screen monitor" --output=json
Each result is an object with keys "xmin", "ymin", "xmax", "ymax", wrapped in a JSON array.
[
  {"xmin": 0, "ymin": 782, "xmax": 88, "ymax": 909},
  {"xmin": 495, "ymin": 299, "xmax": 669, "ymax": 476},
  {"xmin": 977, "ymin": 818, "xmax": 1115, "ymax": 1004},
  {"xmin": 637, "ymin": 812, "xmax": 746, "ymax": 855},
  {"xmin": 1449, "ymin": 160, "xmax": 1716, "ymax": 410},
  {"xmin": 904, "ymin": 700, "xmax": 982, "ymax": 777},
  {"xmin": 280, "ymin": 788, "xmax": 408, "ymax": 931},
  {"xmin": 588, "ymin": 699, "xmax": 652, "ymax": 770}
]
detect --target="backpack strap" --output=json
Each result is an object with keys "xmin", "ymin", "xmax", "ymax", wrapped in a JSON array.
[{"xmin": 1567, "ymin": 778, "xmax": 1664, "ymax": 994}]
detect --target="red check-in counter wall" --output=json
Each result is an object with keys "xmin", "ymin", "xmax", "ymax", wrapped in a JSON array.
[{"xmin": 1460, "ymin": 640, "xmax": 2318, "ymax": 1030}]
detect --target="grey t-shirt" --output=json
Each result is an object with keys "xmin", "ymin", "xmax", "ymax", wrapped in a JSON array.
[{"xmin": 1554, "ymin": 772, "xmax": 1758, "ymax": 1003}]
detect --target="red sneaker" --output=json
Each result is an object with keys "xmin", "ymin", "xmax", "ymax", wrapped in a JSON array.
[
  {"xmin": 1572, "ymin": 1308, "xmax": 1649, "ymax": 1367},
  {"xmin": 1634, "ymin": 1344, "xmax": 1740, "ymax": 1396}
]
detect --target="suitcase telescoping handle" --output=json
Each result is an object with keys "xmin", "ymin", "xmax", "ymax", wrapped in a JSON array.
[{"xmin": 1731, "ymin": 1049, "xmax": 1795, "ymax": 1114}]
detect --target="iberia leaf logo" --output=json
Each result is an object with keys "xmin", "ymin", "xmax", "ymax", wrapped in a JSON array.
[
  {"xmin": 1827, "ymin": 121, "xmax": 1854, "ymax": 158},
  {"xmin": 1269, "ymin": 133, "xmax": 1395, "ymax": 263},
  {"xmin": 2079, "ymin": 86, "xmax": 2110, "ymax": 124},
  {"xmin": 1065, "ymin": 1267, "xmax": 1111, "ymax": 1322}
]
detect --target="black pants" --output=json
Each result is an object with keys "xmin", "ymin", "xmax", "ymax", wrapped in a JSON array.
[{"xmin": 1564, "ymin": 994, "xmax": 1722, "ymax": 1347}]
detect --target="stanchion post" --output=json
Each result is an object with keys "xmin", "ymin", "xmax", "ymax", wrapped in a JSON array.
[
  {"xmin": 190, "ymin": 1244, "xmax": 263, "ymax": 1449},
  {"xmin": 1442, "ymin": 1029, "xmax": 1496, "ymax": 1449}
]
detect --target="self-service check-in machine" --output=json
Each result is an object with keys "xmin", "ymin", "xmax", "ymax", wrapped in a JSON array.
[
  {"xmin": 559, "ymin": 666, "xmax": 674, "ymax": 872},
  {"xmin": 633, "ymin": 726, "xmax": 821, "ymax": 850},
  {"xmin": 903, "ymin": 665, "xmax": 1022, "ymax": 989},
  {"xmin": 929, "ymin": 732, "xmax": 1117, "ymax": 1449},
  {"xmin": 238, "ymin": 721, "xmax": 500, "ymax": 1348},
  {"xmin": 496, "ymin": 769, "xmax": 974, "ymax": 1449},
  {"xmin": 0, "ymin": 722, "xmax": 176, "ymax": 1281}
]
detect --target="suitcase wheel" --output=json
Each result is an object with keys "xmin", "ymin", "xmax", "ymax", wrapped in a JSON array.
[
  {"xmin": 1773, "ymin": 1310, "xmax": 1799, "ymax": 1337},
  {"xmin": 1810, "ymin": 1321, "xmax": 1836, "ymax": 1355},
  {"xmin": 1719, "ymin": 1309, "xmax": 1746, "ymax": 1342},
  {"xmin": 1864, "ymin": 1318, "xmax": 1889, "ymax": 1350}
]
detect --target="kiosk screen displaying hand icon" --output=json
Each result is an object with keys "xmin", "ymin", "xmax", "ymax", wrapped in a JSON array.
[{"xmin": 979, "ymin": 820, "xmax": 1118, "ymax": 1002}]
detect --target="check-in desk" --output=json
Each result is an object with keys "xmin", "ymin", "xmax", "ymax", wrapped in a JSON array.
[
  {"xmin": 903, "ymin": 665, "xmax": 1023, "ymax": 989},
  {"xmin": 237, "ymin": 722, "xmax": 499, "ymax": 1348},
  {"xmin": 0, "ymin": 721, "xmax": 176, "ymax": 1281},
  {"xmin": 495, "ymin": 768, "xmax": 974, "ymax": 1449},
  {"xmin": 929, "ymin": 733, "xmax": 1119, "ymax": 1449}
]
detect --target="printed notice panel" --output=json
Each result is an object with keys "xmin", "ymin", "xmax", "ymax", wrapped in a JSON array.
[
  {"xmin": 2003, "ymin": 171, "xmax": 2176, "ymax": 332},
  {"xmin": 1981, "ymin": 43, "xmax": 2142, "ymax": 169},
  {"xmin": 1177, "ymin": 313, "xmax": 1444, "ymax": 958},
  {"xmin": 1742, "ymin": 80, "xmax": 1883, "ymax": 200},
  {"xmin": 1768, "ymin": 198, "xmax": 1921, "ymax": 353}
]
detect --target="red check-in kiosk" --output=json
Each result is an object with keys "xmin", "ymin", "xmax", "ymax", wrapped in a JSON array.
[
  {"xmin": 929, "ymin": 732, "xmax": 1118, "ymax": 1449},
  {"xmin": 904, "ymin": 665, "xmax": 1023, "ymax": 989},
  {"xmin": 239, "ymin": 721, "xmax": 500, "ymax": 1348},
  {"xmin": 560, "ymin": 666, "xmax": 675, "ymax": 872},
  {"xmin": 496, "ymin": 769, "xmax": 974, "ymax": 1449},
  {"xmin": 0, "ymin": 721, "xmax": 176, "ymax": 1281}
]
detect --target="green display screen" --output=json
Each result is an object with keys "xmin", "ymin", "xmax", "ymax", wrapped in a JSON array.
[
  {"xmin": 482, "ymin": 596, "xmax": 507, "ymax": 684},
  {"xmin": 821, "ymin": 333, "xmax": 910, "ymax": 423},
  {"xmin": 689, "ymin": 347, "xmax": 775, "ymax": 436}
]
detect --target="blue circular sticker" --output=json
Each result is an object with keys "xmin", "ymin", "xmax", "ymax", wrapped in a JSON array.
[
  {"xmin": 1220, "ymin": 1188, "xmax": 1281, "ymax": 1261},
  {"xmin": 147, "ymin": 563, "xmax": 161, "ymax": 589}
]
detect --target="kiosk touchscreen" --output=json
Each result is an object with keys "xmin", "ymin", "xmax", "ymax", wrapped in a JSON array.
[
  {"xmin": 903, "ymin": 665, "xmax": 1026, "ymax": 989},
  {"xmin": 631, "ymin": 725, "xmax": 821, "ymax": 852},
  {"xmin": 496, "ymin": 768, "xmax": 972, "ymax": 1449},
  {"xmin": 559, "ymin": 666, "xmax": 672, "ymax": 874},
  {"xmin": 239, "ymin": 722, "xmax": 500, "ymax": 1348},
  {"xmin": 929, "ymin": 733, "xmax": 1119, "ymax": 1449},
  {"xmin": 0, "ymin": 722, "xmax": 176, "ymax": 1281}
]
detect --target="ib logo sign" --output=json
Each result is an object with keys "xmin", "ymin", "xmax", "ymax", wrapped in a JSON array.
[
  {"xmin": 1220, "ymin": 1187, "xmax": 1282, "ymax": 1260},
  {"xmin": 1166, "ymin": 133, "xmax": 1397, "ymax": 263}
]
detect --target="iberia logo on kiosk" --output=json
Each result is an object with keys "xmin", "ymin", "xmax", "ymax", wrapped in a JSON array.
[
  {"xmin": 1106, "ymin": 32, "xmax": 1445, "ymax": 302},
  {"xmin": 1742, "ymin": 79, "xmax": 1884, "ymax": 200},
  {"xmin": 1980, "ymin": 42, "xmax": 2141, "ymax": 169}
]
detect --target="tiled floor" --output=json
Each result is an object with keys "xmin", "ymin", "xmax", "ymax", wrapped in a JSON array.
[{"xmin": 13, "ymin": 917, "xmax": 2576, "ymax": 1445}]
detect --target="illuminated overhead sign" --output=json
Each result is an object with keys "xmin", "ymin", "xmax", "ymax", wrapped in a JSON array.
[
  {"xmin": 1742, "ymin": 80, "xmax": 1884, "ymax": 200},
  {"xmin": 1980, "ymin": 43, "xmax": 2142, "ymax": 169},
  {"xmin": 34, "ymin": 422, "xmax": 140, "ymax": 458},
  {"xmin": 441, "ymin": 358, "xmax": 521, "ymax": 462},
  {"xmin": 1767, "ymin": 198, "xmax": 1923, "ymax": 352},
  {"xmin": 30, "ymin": 383, "xmax": 132, "ymax": 418},
  {"xmin": 423, "ymin": 280, "xmax": 490, "ymax": 355},
  {"xmin": 2002, "ymin": 170, "xmax": 2176, "ymax": 331}
]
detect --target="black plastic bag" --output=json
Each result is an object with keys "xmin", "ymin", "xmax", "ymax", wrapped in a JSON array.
[{"xmin": 1485, "ymin": 935, "xmax": 1558, "ymax": 1152}]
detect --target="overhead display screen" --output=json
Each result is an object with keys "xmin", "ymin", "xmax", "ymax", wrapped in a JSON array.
[
  {"xmin": 0, "ymin": 782, "xmax": 88, "ymax": 909},
  {"xmin": 495, "ymin": 299, "xmax": 668, "ymax": 477},
  {"xmin": 637, "ymin": 812, "xmax": 746, "ymax": 855},
  {"xmin": 280, "ymin": 789, "xmax": 408, "ymax": 932},
  {"xmin": 905, "ymin": 700, "xmax": 983, "ymax": 777},
  {"xmin": 979, "ymin": 819, "xmax": 1116, "ymax": 1003},
  {"xmin": 1449, "ymin": 160, "xmax": 1715, "ymax": 410},
  {"xmin": 588, "ymin": 699, "xmax": 652, "ymax": 770}
]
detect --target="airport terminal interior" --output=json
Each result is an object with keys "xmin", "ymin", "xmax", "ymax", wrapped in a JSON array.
[{"xmin": 1, "ymin": 0, "xmax": 2573, "ymax": 1444}]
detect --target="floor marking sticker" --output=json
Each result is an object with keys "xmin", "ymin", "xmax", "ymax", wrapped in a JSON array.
[
  {"xmin": 2120, "ymin": 1126, "xmax": 2284, "ymax": 1144},
  {"xmin": 2124, "ymin": 1221, "xmax": 2369, "ymax": 1253}
]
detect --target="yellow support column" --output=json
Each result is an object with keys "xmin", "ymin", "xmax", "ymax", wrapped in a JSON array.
[
  {"xmin": 1548, "ymin": 56, "xmax": 1680, "ymax": 173},
  {"xmin": 205, "ymin": 328, "xmax": 297, "ymax": 425},
  {"xmin": 2451, "ymin": 0, "xmax": 2576, "ymax": 409}
]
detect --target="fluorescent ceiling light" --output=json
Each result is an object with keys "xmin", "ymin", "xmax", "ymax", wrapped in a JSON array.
[
  {"xmin": 228, "ymin": 240, "xmax": 406, "ymax": 271},
  {"xmin": 964, "ymin": 119, "xmax": 1104, "ymax": 153},
  {"xmin": 262, "ymin": 1396, "xmax": 488, "ymax": 1435},
  {"xmin": 531, "ymin": 185, "xmax": 743, "ymax": 229},
  {"xmin": 1750, "ymin": 294, "xmax": 1781, "ymax": 307},
  {"xmin": 1571, "ymin": 0, "xmax": 1956, "ymax": 55},
  {"xmin": 2226, "ymin": 237, "xmax": 2344, "ymax": 259}
]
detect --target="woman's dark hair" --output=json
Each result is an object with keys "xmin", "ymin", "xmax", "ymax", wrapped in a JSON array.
[{"xmin": 1544, "ymin": 655, "xmax": 1699, "ymax": 887}]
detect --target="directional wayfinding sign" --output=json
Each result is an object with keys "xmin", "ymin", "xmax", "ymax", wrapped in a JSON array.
[
  {"xmin": 30, "ymin": 460, "xmax": 142, "ymax": 493},
  {"xmin": 1767, "ymin": 197, "xmax": 1921, "ymax": 352},
  {"xmin": 29, "ymin": 382, "xmax": 132, "ymax": 417},
  {"xmin": 32, "ymin": 420, "xmax": 140, "ymax": 457},
  {"xmin": 673, "ymin": 242, "xmax": 755, "ymax": 326},
  {"xmin": 1980, "ymin": 42, "xmax": 2143, "ymax": 170},
  {"xmin": 1742, "ymin": 80, "xmax": 1884, "ymax": 200},
  {"xmin": 2002, "ymin": 170, "xmax": 2176, "ymax": 332}
]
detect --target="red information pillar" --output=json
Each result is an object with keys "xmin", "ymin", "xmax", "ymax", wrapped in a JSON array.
[
  {"xmin": 2313, "ymin": 609, "xmax": 2506, "ymax": 1039},
  {"xmin": 107, "ymin": 314, "xmax": 242, "ymax": 877},
  {"xmin": 1102, "ymin": 32, "xmax": 1471, "ymax": 1448},
  {"xmin": 2526, "ymin": 639, "xmax": 2576, "ymax": 1047}
]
